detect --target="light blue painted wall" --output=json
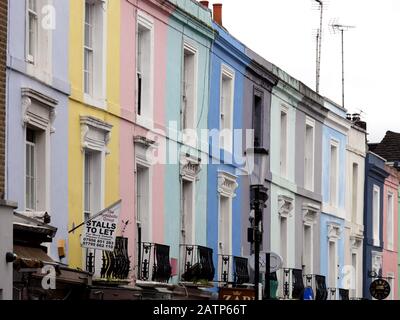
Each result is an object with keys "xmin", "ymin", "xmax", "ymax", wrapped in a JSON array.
[
  {"xmin": 322, "ymin": 126, "xmax": 347, "ymax": 208},
  {"xmin": 164, "ymin": 6, "xmax": 213, "ymax": 283},
  {"xmin": 6, "ymin": 0, "xmax": 70, "ymax": 261}
]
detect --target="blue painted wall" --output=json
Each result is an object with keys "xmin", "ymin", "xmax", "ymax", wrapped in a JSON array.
[
  {"xmin": 363, "ymin": 152, "xmax": 388, "ymax": 299},
  {"xmin": 207, "ymin": 22, "xmax": 249, "ymax": 285},
  {"xmin": 6, "ymin": 0, "xmax": 70, "ymax": 262}
]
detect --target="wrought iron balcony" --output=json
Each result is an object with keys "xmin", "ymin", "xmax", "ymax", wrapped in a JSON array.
[
  {"xmin": 281, "ymin": 268, "xmax": 305, "ymax": 300},
  {"xmin": 180, "ymin": 245, "xmax": 215, "ymax": 283},
  {"xmin": 100, "ymin": 237, "xmax": 131, "ymax": 280},
  {"xmin": 138, "ymin": 242, "xmax": 172, "ymax": 283},
  {"xmin": 304, "ymin": 274, "xmax": 328, "ymax": 300},
  {"xmin": 218, "ymin": 255, "xmax": 250, "ymax": 286}
]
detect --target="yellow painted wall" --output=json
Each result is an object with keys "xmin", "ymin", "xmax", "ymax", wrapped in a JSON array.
[{"xmin": 68, "ymin": 0, "xmax": 121, "ymax": 268}]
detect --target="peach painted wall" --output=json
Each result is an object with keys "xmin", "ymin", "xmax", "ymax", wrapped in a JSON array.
[
  {"xmin": 383, "ymin": 166, "xmax": 399, "ymax": 299},
  {"xmin": 119, "ymin": 0, "xmax": 171, "ymax": 281}
]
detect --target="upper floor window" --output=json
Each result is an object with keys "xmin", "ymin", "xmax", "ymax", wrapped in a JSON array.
[
  {"xmin": 26, "ymin": 128, "xmax": 37, "ymax": 210},
  {"xmin": 27, "ymin": 0, "xmax": 38, "ymax": 63},
  {"xmin": 280, "ymin": 107, "xmax": 288, "ymax": 177},
  {"xmin": 220, "ymin": 65, "xmax": 235, "ymax": 152},
  {"xmin": 387, "ymin": 192, "xmax": 394, "ymax": 250},
  {"xmin": 304, "ymin": 118, "xmax": 315, "ymax": 191},
  {"xmin": 373, "ymin": 185, "xmax": 380, "ymax": 247},
  {"xmin": 84, "ymin": 0, "xmax": 106, "ymax": 103},
  {"xmin": 182, "ymin": 43, "xmax": 197, "ymax": 130},
  {"xmin": 252, "ymin": 92, "xmax": 263, "ymax": 148},
  {"xmin": 136, "ymin": 12, "xmax": 154, "ymax": 126},
  {"xmin": 329, "ymin": 141, "xmax": 339, "ymax": 206},
  {"xmin": 351, "ymin": 163, "xmax": 359, "ymax": 223}
]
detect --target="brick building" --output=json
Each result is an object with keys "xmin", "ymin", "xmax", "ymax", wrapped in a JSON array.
[{"xmin": 0, "ymin": 0, "xmax": 7, "ymax": 198}]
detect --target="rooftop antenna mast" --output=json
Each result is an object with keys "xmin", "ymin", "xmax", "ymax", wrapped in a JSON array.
[
  {"xmin": 330, "ymin": 20, "xmax": 355, "ymax": 109},
  {"xmin": 313, "ymin": 0, "xmax": 324, "ymax": 94}
]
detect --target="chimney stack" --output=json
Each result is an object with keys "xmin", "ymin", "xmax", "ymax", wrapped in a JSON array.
[
  {"xmin": 213, "ymin": 3, "xmax": 223, "ymax": 26},
  {"xmin": 199, "ymin": 1, "xmax": 209, "ymax": 8}
]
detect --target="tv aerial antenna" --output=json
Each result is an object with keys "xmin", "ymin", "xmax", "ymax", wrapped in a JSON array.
[
  {"xmin": 329, "ymin": 19, "xmax": 356, "ymax": 109},
  {"xmin": 312, "ymin": 0, "xmax": 328, "ymax": 94}
]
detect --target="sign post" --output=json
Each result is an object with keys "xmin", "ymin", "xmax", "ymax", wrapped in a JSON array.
[{"xmin": 70, "ymin": 200, "xmax": 122, "ymax": 252}]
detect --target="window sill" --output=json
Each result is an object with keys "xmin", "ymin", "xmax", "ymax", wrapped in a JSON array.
[
  {"xmin": 136, "ymin": 115, "xmax": 154, "ymax": 131},
  {"xmin": 84, "ymin": 94, "xmax": 107, "ymax": 110}
]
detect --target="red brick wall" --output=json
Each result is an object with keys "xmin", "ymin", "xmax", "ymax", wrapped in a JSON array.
[{"xmin": 0, "ymin": 0, "xmax": 7, "ymax": 199}]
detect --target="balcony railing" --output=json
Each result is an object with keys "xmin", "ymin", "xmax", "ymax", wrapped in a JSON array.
[
  {"xmin": 95, "ymin": 237, "xmax": 131, "ymax": 280},
  {"xmin": 218, "ymin": 255, "xmax": 250, "ymax": 286},
  {"xmin": 282, "ymin": 268, "xmax": 305, "ymax": 299},
  {"xmin": 138, "ymin": 242, "xmax": 172, "ymax": 283},
  {"xmin": 304, "ymin": 274, "xmax": 328, "ymax": 300},
  {"xmin": 180, "ymin": 245, "xmax": 215, "ymax": 283}
]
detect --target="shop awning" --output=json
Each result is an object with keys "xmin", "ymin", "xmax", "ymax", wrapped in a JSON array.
[{"xmin": 13, "ymin": 244, "xmax": 55, "ymax": 270}]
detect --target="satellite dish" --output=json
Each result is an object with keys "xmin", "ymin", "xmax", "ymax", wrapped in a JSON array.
[{"xmin": 248, "ymin": 252, "xmax": 283, "ymax": 273}]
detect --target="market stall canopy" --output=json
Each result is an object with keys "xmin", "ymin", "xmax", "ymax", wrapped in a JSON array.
[{"xmin": 13, "ymin": 244, "xmax": 55, "ymax": 270}]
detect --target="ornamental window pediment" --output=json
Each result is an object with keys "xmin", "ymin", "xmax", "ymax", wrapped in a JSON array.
[
  {"xmin": 278, "ymin": 195, "xmax": 294, "ymax": 218},
  {"xmin": 80, "ymin": 116, "xmax": 112, "ymax": 153},
  {"xmin": 21, "ymin": 88, "xmax": 58, "ymax": 132},
  {"xmin": 180, "ymin": 154, "xmax": 201, "ymax": 182},
  {"xmin": 218, "ymin": 171, "xmax": 238, "ymax": 198},
  {"xmin": 302, "ymin": 203, "xmax": 320, "ymax": 226},
  {"xmin": 327, "ymin": 222, "xmax": 341, "ymax": 241}
]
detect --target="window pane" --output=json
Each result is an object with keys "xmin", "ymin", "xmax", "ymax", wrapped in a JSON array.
[
  {"xmin": 84, "ymin": 153, "xmax": 91, "ymax": 213},
  {"xmin": 29, "ymin": 0, "xmax": 37, "ymax": 12}
]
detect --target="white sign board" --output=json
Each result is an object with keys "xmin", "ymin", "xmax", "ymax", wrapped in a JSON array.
[{"xmin": 81, "ymin": 200, "xmax": 121, "ymax": 252}]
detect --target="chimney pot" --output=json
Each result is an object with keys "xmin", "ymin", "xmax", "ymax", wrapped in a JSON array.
[
  {"xmin": 199, "ymin": 1, "xmax": 209, "ymax": 8},
  {"xmin": 213, "ymin": 3, "xmax": 223, "ymax": 26}
]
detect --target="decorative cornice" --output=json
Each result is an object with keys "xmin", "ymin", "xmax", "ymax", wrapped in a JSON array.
[
  {"xmin": 217, "ymin": 171, "xmax": 238, "ymax": 198},
  {"xmin": 180, "ymin": 154, "xmax": 202, "ymax": 182},
  {"xmin": 327, "ymin": 222, "xmax": 342, "ymax": 241},
  {"xmin": 278, "ymin": 195, "xmax": 294, "ymax": 218},
  {"xmin": 302, "ymin": 203, "xmax": 320, "ymax": 225},
  {"xmin": 80, "ymin": 116, "xmax": 113, "ymax": 153}
]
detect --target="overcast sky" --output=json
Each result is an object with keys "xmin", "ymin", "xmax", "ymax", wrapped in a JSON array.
[{"xmin": 208, "ymin": 0, "xmax": 400, "ymax": 143}]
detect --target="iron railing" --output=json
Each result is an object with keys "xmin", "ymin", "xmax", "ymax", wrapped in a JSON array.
[
  {"xmin": 180, "ymin": 245, "xmax": 215, "ymax": 283},
  {"xmin": 218, "ymin": 255, "xmax": 250, "ymax": 285},
  {"xmin": 138, "ymin": 242, "xmax": 172, "ymax": 283},
  {"xmin": 282, "ymin": 268, "xmax": 305, "ymax": 300},
  {"xmin": 304, "ymin": 274, "xmax": 328, "ymax": 300},
  {"xmin": 100, "ymin": 237, "xmax": 130, "ymax": 280}
]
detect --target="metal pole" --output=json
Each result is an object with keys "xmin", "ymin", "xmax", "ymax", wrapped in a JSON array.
[
  {"xmin": 254, "ymin": 208, "xmax": 260, "ymax": 300},
  {"xmin": 316, "ymin": 1, "xmax": 323, "ymax": 93},
  {"xmin": 341, "ymin": 29, "xmax": 345, "ymax": 108},
  {"xmin": 264, "ymin": 252, "xmax": 271, "ymax": 299}
]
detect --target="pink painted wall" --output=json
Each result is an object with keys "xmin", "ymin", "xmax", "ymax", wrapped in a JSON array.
[
  {"xmin": 119, "ymin": 0, "xmax": 171, "ymax": 281},
  {"xmin": 383, "ymin": 166, "xmax": 399, "ymax": 299}
]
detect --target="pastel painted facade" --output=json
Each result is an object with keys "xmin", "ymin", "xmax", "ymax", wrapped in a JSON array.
[
  {"xmin": 68, "ymin": 0, "xmax": 121, "ymax": 272},
  {"xmin": 7, "ymin": 0, "xmax": 70, "ymax": 262},
  {"xmin": 163, "ymin": 1, "xmax": 213, "ymax": 288},
  {"xmin": 207, "ymin": 21, "xmax": 248, "ymax": 287},
  {"xmin": 363, "ymin": 152, "xmax": 389, "ymax": 299},
  {"xmin": 320, "ymin": 99, "xmax": 348, "ymax": 299},
  {"xmin": 344, "ymin": 122, "xmax": 366, "ymax": 299},
  {"xmin": 382, "ymin": 165, "xmax": 399, "ymax": 299}
]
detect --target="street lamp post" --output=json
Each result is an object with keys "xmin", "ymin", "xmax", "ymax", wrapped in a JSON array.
[{"xmin": 249, "ymin": 148, "xmax": 268, "ymax": 301}]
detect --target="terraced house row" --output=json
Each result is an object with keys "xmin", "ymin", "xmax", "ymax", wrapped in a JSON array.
[{"xmin": 0, "ymin": 0, "xmax": 399, "ymax": 300}]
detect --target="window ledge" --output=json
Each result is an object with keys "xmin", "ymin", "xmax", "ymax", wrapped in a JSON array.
[{"xmin": 84, "ymin": 94, "xmax": 107, "ymax": 110}]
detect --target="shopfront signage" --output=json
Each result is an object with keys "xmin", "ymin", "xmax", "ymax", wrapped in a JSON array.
[{"xmin": 219, "ymin": 288, "xmax": 255, "ymax": 300}]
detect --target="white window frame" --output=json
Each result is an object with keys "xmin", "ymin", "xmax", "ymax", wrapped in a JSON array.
[
  {"xmin": 26, "ymin": 0, "xmax": 38, "ymax": 63},
  {"xmin": 329, "ymin": 139, "xmax": 339, "ymax": 207},
  {"xmin": 280, "ymin": 105, "xmax": 288, "ymax": 178},
  {"xmin": 136, "ymin": 11, "xmax": 154, "ymax": 129},
  {"xmin": 373, "ymin": 185, "xmax": 381, "ymax": 247},
  {"xmin": 387, "ymin": 191, "xmax": 394, "ymax": 251},
  {"xmin": 304, "ymin": 117, "xmax": 315, "ymax": 191},
  {"xmin": 351, "ymin": 162, "xmax": 359, "ymax": 224},
  {"xmin": 135, "ymin": 161, "xmax": 152, "ymax": 243},
  {"xmin": 25, "ymin": 129, "xmax": 37, "ymax": 211},
  {"xmin": 220, "ymin": 65, "xmax": 235, "ymax": 153},
  {"xmin": 182, "ymin": 41, "xmax": 198, "ymax": 131},
  {"xmin": 83, "ymin": 0, "xmax": 107, "ymax": 109}
]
